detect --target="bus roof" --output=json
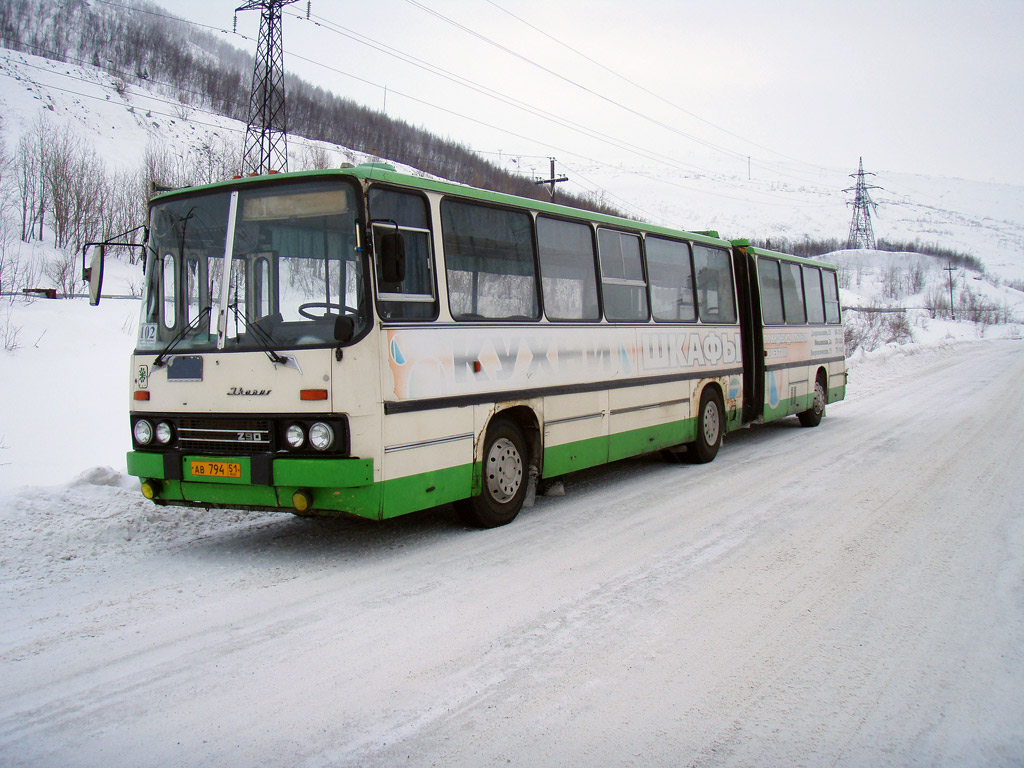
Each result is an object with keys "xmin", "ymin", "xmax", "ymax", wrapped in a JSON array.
[
  {"xmin": 731, "ymin": 239, "xmax": 840, "ymax": 271},
  {"xmin": 150, "ymin": 163, "xmax": 733, "ymax": 249}
]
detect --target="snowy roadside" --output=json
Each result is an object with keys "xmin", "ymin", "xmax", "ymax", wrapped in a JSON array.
[
  {"xmin": 1, "ymin": 331, "xmax": 1019, "ymax": 606},
  {"xmin": 0, "ymin": 337, "xmax": 1021, "ymax": 767}
]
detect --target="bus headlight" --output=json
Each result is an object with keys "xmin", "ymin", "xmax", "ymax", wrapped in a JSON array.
[
  {"xmin": 285, "ymin": 423, "xmax": 306, "ymax": 449},
  {"xmin": 155, "ymin": 422, "xmax": 173, "ymax": 444},
  {"xmin": 134, "ymin": 419, "xmax": 154, "ymax": 445},
  {"xmin": 309, "ymin": 422, "xmax": 334, "ymax": 451}
]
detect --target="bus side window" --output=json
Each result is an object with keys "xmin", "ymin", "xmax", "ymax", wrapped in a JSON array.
[
  {"xmin": 781, "ymin": 261, "xmax": 806, "ymax": 324},
  {"xmin": 597, "ymin": 228, "xmax": 648, "ymax": 322},
  {"xmin": 442, "ymin": 199, "xmax": 539, "ymax": 320},
  {"xmin": 803, "ymin": 266, "xmax": 825, "ymax": 324},
  {"xmin": 369, "ymin": 187, "xmax": 437, "ymax": 321},
  {"xmin": 757, "ymin": 258, "xmax": 784, "ymax": 325},
  {"xmin": 537, "ymin": 216, "xmax": 599, "ymax": 321},
  {"xmin": 823, "ymin": 270, "xmax": 842, "ymax": 324},
  {"xmin": 693, "ymin": 244, "xmax": 736, "ymax": 323},
  {"xmin": 647, "ymin": 236, "xmax": 696, "ymax": 322}
]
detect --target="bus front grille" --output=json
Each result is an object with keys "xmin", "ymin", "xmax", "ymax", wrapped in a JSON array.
[{"xmin": 177, "ymin": 417, "xmax": 275, "ymax": 455}]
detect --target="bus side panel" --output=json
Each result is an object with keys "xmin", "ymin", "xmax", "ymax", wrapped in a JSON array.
[
  {"xmin": 380, "ymin": 408, "xmax": 476, "ymax": 519},
  {"xmin": 763, "ymin": 366, "xmax": 791, "ymax": 422},
  {"xmin": 607, "ymin": 381, "xmax": 695, "ymax": 462},
  {"xmin": 542, "ymin": 390, "xmax": 608, "ymax": 478},
  {"xmin": 828, "ymin": 359, "xmax": 848, "ymax": 403}
]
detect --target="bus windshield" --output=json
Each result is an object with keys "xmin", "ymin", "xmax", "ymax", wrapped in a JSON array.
[{"xmin": 137, "ymin": 179, "xmax": 367, "ymax": 353}]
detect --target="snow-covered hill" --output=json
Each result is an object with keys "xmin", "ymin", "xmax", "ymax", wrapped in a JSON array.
[
  {"xmin": 2, "ymin": 42, "xmax": 1024, "ymax": 493},
  {"xmin": 3, "ymin": 43, "xmax": 1024, "ymax": 280}
]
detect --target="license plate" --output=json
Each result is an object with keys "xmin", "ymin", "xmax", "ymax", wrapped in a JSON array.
[{"xmin": 190, "ymin": 460, "xmax": 242, "ymax": 479}]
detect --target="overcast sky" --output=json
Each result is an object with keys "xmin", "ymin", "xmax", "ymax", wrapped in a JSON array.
[{"xmin": 150, "ymin": 0, "xmax": 1024, "ymax": 187}]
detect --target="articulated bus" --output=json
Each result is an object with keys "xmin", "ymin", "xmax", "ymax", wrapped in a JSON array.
[{"xmin": 84, "ymin": 162, "xmax": 846, "ymax": 527}]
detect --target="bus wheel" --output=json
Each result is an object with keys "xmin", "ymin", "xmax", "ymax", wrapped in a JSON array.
[
  {"xmin": 456, "ymin": 419, "xmax": 528, "ymax": 528},
  {"xmin": 798, "ymin": 377, "xmax": 826, "ymax": 428},
  {"xmin": 689, "ymin": 388, "xmax": 724, "ymax": 464}
]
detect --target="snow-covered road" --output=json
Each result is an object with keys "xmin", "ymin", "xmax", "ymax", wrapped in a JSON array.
[{"xmin": 2, "ymin": 340, "xmax": 1023, "ymax": 767}]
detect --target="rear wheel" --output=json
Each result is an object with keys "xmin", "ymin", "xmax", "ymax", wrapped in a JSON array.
[
  {"xmin": 456, "ymin": 419, "xmax": 529, "ymax": 528},
  {"xmin": 798, "ymin": 376, "xmax": 826, "ymax": 428},
  {"xmin": 689, "ymin": 388, "xmax": 724, "ymax": 464}
]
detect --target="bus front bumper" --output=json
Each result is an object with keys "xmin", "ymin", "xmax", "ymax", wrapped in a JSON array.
[{"xmin": 126, "ymin": 451, "xmax": 379, "ymax": 518}]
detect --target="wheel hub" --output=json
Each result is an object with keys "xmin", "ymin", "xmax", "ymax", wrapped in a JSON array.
[
  {"xmin": 485, "ymin": 437, "xmax": 523, "ymax": 503},
  {"xmin": 703, "ymin": 401, "xmax": 720, "ymax": 444}
]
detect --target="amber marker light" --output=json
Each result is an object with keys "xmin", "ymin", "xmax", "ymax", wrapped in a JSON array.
[
  {"xmin": 292, "ymin": 489, "xmax": 313, "ymax": 513},
  {"xmin": 134, "ymin": 391, "xmax": 150, "ymax": 400},
  {"xmin": 300, "ymin": 389, "xmax": 329, "ymax": 401}
]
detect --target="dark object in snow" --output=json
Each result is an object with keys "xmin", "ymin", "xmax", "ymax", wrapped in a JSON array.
[{"xmin": 23, "ymin": 288, "xmax": 58, "ymax": 299}]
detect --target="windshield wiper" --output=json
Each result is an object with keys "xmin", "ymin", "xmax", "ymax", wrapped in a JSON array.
[
  {"xmin": 153, "ymin": 305, "xmax": 212, "ymax": 369},
  {"xmin": 224, "ymin": 301, "xmax": 290, "ymax": 367}
]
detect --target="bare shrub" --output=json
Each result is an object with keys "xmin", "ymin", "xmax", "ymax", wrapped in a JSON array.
[
  {"xmin": 924, "ymin": 286, "xmax": 952, "ymax": 319},
  {"xmin": 909, "ymin": 262, "xmax": 927, "ymax": 294},
  {"xmin": 175, "ymin": 100, "xmax": 194, "ymax": 122},
  {"xmin": 844, "ymin": 306, "xmax": 911, "ymax": 356},
  {"xmin": 144, "ymin": 137, "xmax": 240, "ymax": 190},
  {"xmin": 957, "ymin": 286, "xmax": 1001, "ymax": 327},
  {"xmin": 45, "ymin": 251, "xmax": 80, "ymax": 296},
  {"xmin": 1, "ymin": 303, "xmax": 21, "ymax": 351},
  {"xmin": 884, "ymin": 312, "xmax": 913, "ymax": 345},
  {"xmin": 881, "ymin": 265, "xmax": 904, "ymax": 300},
  {"xmin": 881, "ymin": 262, "xmax": 928, "ymax": 300}
]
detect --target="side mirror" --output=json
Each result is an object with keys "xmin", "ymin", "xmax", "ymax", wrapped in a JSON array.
[
  {"xmin": 82, "ymin": 244, "xmax": 105, "ymax": 306},
  {"xmin": 380, "ymin": 230, "xmax": 406, "ymax": 284}
]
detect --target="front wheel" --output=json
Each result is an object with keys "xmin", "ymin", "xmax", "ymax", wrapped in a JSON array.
[
  {"xmin": 689, "ymin": 388, "xmax": 724, "ymax": 464},
  {"xmin": 798, "ymin": 377, "xmax": 826, "ymax": 428},
  {"xmin": 456, "ymin": 419, "xmax": 529, "ymax": 528}
]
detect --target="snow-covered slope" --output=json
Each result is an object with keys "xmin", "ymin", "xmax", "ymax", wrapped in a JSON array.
[
  {"xmin": 2, "ymin": 43, "xmax": 1024, "ymax": 492},
  {"xmin": 3, "ymin": 44, "xmax": 1024, "ymax": 280}
]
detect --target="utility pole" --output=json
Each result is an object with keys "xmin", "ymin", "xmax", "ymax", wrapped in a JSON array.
[
  {"xmin": 944, "ymin": 262, "xmax": 957, "ymax": 321},
  {"xmin": 534, "ymin": 157, "xmax": 568, "ymax": 201},
  {"xmin": 235, "ymin": 0, "xmax": 301, "ymax": 175},
  {"xmin": 844, "ymin": 157, "xmax": 882, "ymax": 249}
]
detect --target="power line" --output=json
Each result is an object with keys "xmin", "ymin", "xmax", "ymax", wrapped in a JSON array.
[
  {"xmin": 483, "ymin": 0, "xmax": 813, "ymax": 169},
  {"xmin": 0, "ymin": 52, "xmax": 340, "ymax": 159},
  {"xmin": 402, "ymin": 0, "xmax": 747, "ymax": 161},
  {"xmin": 70, "ymin": 0, "xmax": 833, "ymax": 198},
  {"xmin": 292, "ymin": 8, "xmax": 824, "ymax": 204},
  {"xmin": 6, "ymin": 1, "xmax": 877, "ymax": 215},
  {"xmin": 9, "ymin": 43, "xmax": 829, "ymax": 210},
  {"xmin": 0, "ymin": 36, "xmax": 249, "ymax": 114},
  {"xmin": 402, "ymin": 0, "xmax": 831, "ymax": 185}
]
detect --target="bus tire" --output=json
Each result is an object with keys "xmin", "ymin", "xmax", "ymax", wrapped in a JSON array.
[
  {"xmin": 798, "ymin": 375, "xmax": 826, "ymax": 428},
  {"xmin": 689, "ymin": 388, "xmax": 724, "ymax": 464},
  {"xmin": 456, "ymin": 419, "xmax": 528, "ymax": 528}
]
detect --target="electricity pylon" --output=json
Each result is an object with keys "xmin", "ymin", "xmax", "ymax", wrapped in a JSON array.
[
  {"xmin": 236, "ymin": 0, "xmax": 300, "ymax": 175},
  {"xmin": 844, "ymin": 157, "xmax": 881, "ymax": 249}
]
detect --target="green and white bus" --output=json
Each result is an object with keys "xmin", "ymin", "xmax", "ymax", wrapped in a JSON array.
[{"xmin": 85, "ymin": 163, "xmax": 846, "ymax": 527}]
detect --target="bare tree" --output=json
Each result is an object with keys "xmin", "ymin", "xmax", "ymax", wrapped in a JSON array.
[
  {"xmin": 44, "ymin": 250, "xmax": 79, "ymax": 297},
  {"xmin": 300, "ymin": 142, "xmax": 334, "ymax": 171}
]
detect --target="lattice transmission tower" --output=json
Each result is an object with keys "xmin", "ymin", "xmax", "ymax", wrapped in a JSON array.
[
  {"xmin": 844, "ymin": 157, "xmax": 882, "ymax": 249},
  {"xmin": 235, "ymin": 0, "xmax": 301, "ymax": 175}
]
